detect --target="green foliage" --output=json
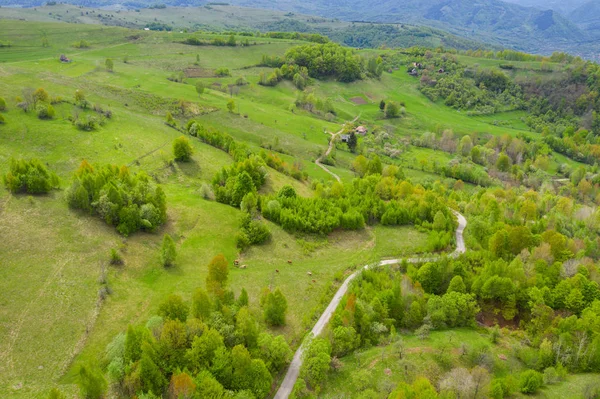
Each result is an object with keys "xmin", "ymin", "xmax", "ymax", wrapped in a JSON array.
[
  {"xmin": 173, "ymin": 135, "xmax": 193, "ymax": 162},
  {"xmin": 160, "ymin": 233, "xmax": 177, "ymax": 267},
  {"xmin": 47, "ymin": 388, "xmax": 66, "ymax": 399},
  {"xmin": 165, "ymin": 111, "xmax": 176, "ymax": 127},
  {"xmin": 226, "ymin": 99, "xmax": 235, "ymax": 113},
  {"xmin": 3, "ymin": 158, "xmax": 59, "ymax": 194},
  {"xmin": 65, "ymin": 161, "xmax": 166, "ymax": 235},
  {"xmin": 301, "ymin": 338, "xmax": 331, "ymax": 388},
  {"xmin": 105, "ymin": 58, "xmax": 114, "ymax": 72},
  {"xmin": 236, "ymin": 213, "xmax": 271, "ymax": 251},
  {"xmin": 384, "ymin": 101, "xmax": 400, "ymax": 118},
  {"xmin": 0, "ymin": 113, "xmax": 5, "ymax": 124},
  {"xmin": 215, "ymin": 67, "xmax": 231, "ymax": 77},
  {"xmin": 195, "ymin": 81, "xmax": 205, "ymax": 96},
  {"xmin": 158, "ymin": 294, "xmax": 188, "ymax": 322},
  {"xmin": 72, "ymin": 39, "xmax": 90, "ymax": 48},
  {"xmin": 426, "ymin": 292, "xmax": 480, "ymax": 329},
  {"xmin": 0, "ymin": 97, "xmax": 6, "ymax": 111},
  {"xmin": 206, "ymin": 254, "xmax": 229, "ymax": 297},
  {"xmin": 36, "ymin": 103, "xmax": 55, "ymax": 119},
  {"xmin": 110, "ymin": 248, "xmax": 123, "ymax": 266},
  {"xmin": 284, "ymin": 42, "xmax": 362, "ymax": 82},
  {"xmin": 263, "ymin": 288, "xmax": 288, "ymax": 326},
  {"xmin": 213, "ymin": 156, "xmax": 266, "ymax": 207},
  {"xmin": 519, "ymin": 369, "xmax": 543, "ymax": 394},
  {"xmin": 77, "ymin": 363, "xmax": 107, "ymax": 399}
]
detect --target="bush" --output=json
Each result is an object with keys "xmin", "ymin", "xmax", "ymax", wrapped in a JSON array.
[
  {"xmin": 173, "ymin": 136, "xmax": 193, "ymax": 162},
  {"xmin": 3, "ymin": 158, "xmax": 59, "ymax": 194},
  {"xmin": 519, "ymin": 369, "xmax": 543, "ymax": 394},
  {"xmin": 215, "ymin": 67, "xmax": 231, "ymax": 77},
  {"xmin": 199, "ymin": 183, "xmax": 214, "ymax": 200},
  {"xmin": 0, "ymin": 97, "xmax": 6, "ymax": 111},
  {"xmin": 37, "ymin": 103, "xmax": 55, "ymax": 119},
  {"xmin": 160, "ymin": 234, "xmax": 177, "ymax": 267},
  {"xmin": 0, "ymin": 114, "xmax": 5, "ymax": 124},
  {"xmin": 110, "ymin": 248, "xmax": 124, "ymax": 265},
  {"xmin": 65, "ymin": 161, "xmax": 167, "ymax": 235}
]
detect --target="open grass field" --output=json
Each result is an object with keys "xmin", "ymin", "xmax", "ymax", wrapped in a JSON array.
[{"xmin": 0, "ymin": 17, "xmax": 596, "ymax": 398}]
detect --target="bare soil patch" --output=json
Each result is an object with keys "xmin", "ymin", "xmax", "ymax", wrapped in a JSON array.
[{"xmin": 350, "ymin": 96, "xmax": 367, "ymax": 105}]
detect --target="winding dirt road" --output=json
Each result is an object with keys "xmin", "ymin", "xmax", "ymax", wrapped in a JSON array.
[
  {"xmin": 314, "ymin": 114, "xmax": 361, "ymax": 183},
  {"xmin": 274, "ymin": 122, "xmax": 467, "ymax": 398}
]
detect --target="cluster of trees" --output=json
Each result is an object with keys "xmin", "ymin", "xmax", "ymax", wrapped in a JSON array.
[
  {"xmin": 3, "ymin": 158, "xmax": 59, "ymax": 194},
  {"xmin": 65, "ymin": 161, "xmax": 167, "ymax": 236},
  {"xmin": 283, "ymin": 43, "xmax": 362, "ymax": 82},
  {"xmin": 258, "ymin": 64, "xmax": 309, "ymax": 90},
  {"xmin": 85, "ymin": 254, "xmax": 293, "ymax": 399},
  {"xmin": 182, "ymin": 34, "xmax": 245, "ymax": 47},
  {"xmin": 261, "ymin": 174, "xmax": 455, "ymax": 236},
  {"xmin": 15, "ymin": 87, "xmax": 57, "ymax": 120},
  {"xmin": 294, "ymin": 90, "xmax": 335, "ymax": 118}
]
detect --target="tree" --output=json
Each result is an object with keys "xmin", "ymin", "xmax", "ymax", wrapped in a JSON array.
[
  {"xmin": 165, "ymin": 111, "xmax": 176, "ymax": 127},
  {"xmin": 496, "ymin": 153, "xmax": 511, "ymax": 172},
  {"xmin": 379, "ymin": 99, "xmax": 386, "ymax": 111},
  {"xmin": 384, "ymin": 101, "xmax": 400, "ymax": 118},
  {"xmin": 77, "ymin": 363, "xmax": 107, "ymax": 399},
  {"xmin": 173, "ymin": 136, "xmax": 193, "ymax": 162},
  {"xmin": 227, "ymin": 99, "xmax": 236, "ymax": 113},
  {"xmin": 105, "ymin": 58, "xmax": 114, "ymax": 72},
  {"xmin": 519, "ymin": 370, "xmax": 543, "ymax": 394},
  {"xmin": 301, "ymin": 338, "xmax": 331, "ymax": 388},
  {"xmin": 160, "ymin": 233, "xmax": 177, "ymax": 267},
  {"xmin": 347, "ymin": 131, "xmax": 357, "ymax": 153},
  {"xmin": 195, "ymin": 81, "xmax": 205, "ymax": 97},
  {"xmin": 227, "ymin": 35, "xmax": 236, "ymax": 46},
  {"xmin": 158, "ymin": 294, "xmax": 189, "ymax": 322},
  {"xmin": 140, "ymin": 352, "xmax": 167, "ymax": 395},
  {"xmin": 206, "ymin": 254, "xmax": 229, "ymax": 297},
  {"xmin": 447, "ymin": 275, "xmax": 466, "ymax": 293},
  {"xmin": 237, "ymin": 288, "xmax": 249, "ymax": 307},
  {"xmin": 192, "ymin": 287, "xmax": 211, "ymax": 320},
  {"xmin": 366, "ymin": 154, "xmax": 383, "ymax": 176},
  {"xmin": 33, "ymin": 87, "xmax": 49, "ymax": 105},
  {"xmin": 168, "ymin": 372, "xmax": 196, "ymax": 399},
  {"xmin": 264, "ymin": 288, "xmax": 288, "ymax": 326},
  {"xmin": 352, "ymin": 155, "xmax": 369, "ymax": 177}
]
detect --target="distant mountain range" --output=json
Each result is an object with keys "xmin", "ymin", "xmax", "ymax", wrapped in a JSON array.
[{"xmin": 1, "ymin": 0, "xmax": 600, "ymax": 58}]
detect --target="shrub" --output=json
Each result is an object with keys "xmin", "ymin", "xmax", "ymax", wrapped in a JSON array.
[
  {"xmin": 77, "ymin": 364, "xmax": 107, "ymax": 399},
  {"xmin": 519, "ymin": 369, "xmax": 543, "ymax": 394},
  {"xmin": 3, "ymin": 158, "xmax": 59, "ymax": 194},
  {"xmin": 36, "ymin": 103, "xmax": 55, "ymax": 119},
  {"xmin": 215, "ymin": 67, "xmax": 230, "ymax": 77},
  {"xmin": 263, "ymin": 288, "xmax": 287, "ymax": 326},
  {"xmin": 165, "ymin": 111, "xmax": 176, "ymax": 127},
  {"xmin": 199, "ymin": 183, "xmax": 214, "ymax": 200},
  {"xmin": 0, "ymin": 97, "xmax": 6, "ymax": 111},
  {"xmin": 160, "ymin": 234, "xmax": 177, "ymax": 267},
  {"xmin": 0, "ymin": 114, "xmax": 5, "ymax": 124},
  {"xmin": 65, "ymin": 161, "xmax": 167, "ymax": 235},
  {"xmin": 173, "ymin": 136, "xmax": 193, "ymax": 162},
  {"xmin": 110, "ymin": 248, "xmax": 124, "ymax": 265}
]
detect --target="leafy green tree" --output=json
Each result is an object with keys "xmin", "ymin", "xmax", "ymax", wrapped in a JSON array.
[
  {"xmin": 379, "ymin": 99, "xmax": 385, "ymax": 111},
  {"xmin": 249, "ymin": 359, "xmax": 272, "ymax": 398},
  {"xmin": 165, "ymin": 111, "xmax": 176, "ymax": 127},
  {"xmin": 139, "ymin": 352, "xmax": 167, "ymax": 395},
  {"xmin": 447, "ymin": 275, "xmax": 466, "ymax": 293},
  {"xmin": 77, "ymin": 363, "xmax": 107, "ymax": 399},
  {"xmin": 173, "ymin": 136, "xmax": 193, "ymax": 162},
  {"xmin": 257, "ymin": 333, "xmax": 292, "ymax": 372},
  {"xmin": 105, "ymin": 58, "xmax": 114, "ymax": 72},
  {"xmin": 187, "ymin": 328, "xmax": 225, "ymax": 371},
  {"xmin": 300, "ymin": 338, "xmax": 331, "ymax": 388},
  {"xmin": 236, "ymin": 306, "xmax": 259, "ymax": 348},
  {"xmin": 195, "ymin": 81, "xmax": 205, "ymax": 97},
  {"xmin": 384, "ymin": 101, "xmax": 400, "ymax": 118},
  {"xmin": 160, "ymin": 233, "xmax": 177, "ymax": 267},
  {"xmin": 227, "ymin": 99, "xmax": 235, "ymax": 113},
  {"xmin": 206, "ymin": 254, "xmax": 229, "ymax": 297},
  {"xmin": 264, "ymin": 288, "xmax": 288, "ymax": 326},
  {"xmin": 237, "ymin": 288, "xmax": 249, "ymax": 307},
  {"xmin": 519, "ymin": 370, "xmax": 543, "ymax": 394},
  {"xmin": 36, "ymin": 103, "xmax": 55, "ymax": 119},
  {"xmin": 496, "ymin": 153, "xmax": 511, "ymax": 172},
  {"xmin": 332, "ymin": 326, "xmax": 359, "ymax": 357},
  {"xmin": 347, "ymin": 131, "xmax": 358, "ymax": 153},
  {"xmin": 227, "ymin": 35, "xmax": 236, "ymax": 46},
  {"xmin": 366, "ymin": 154, "xmax": 383, "ymax": 175},
  {"xmin": 158, "ymin": 294, "xmax": 188, "ymax": 322},
  {"xmin": 192, "ymin": 287, "xmax": 211, "ymax": 320},
  {"xmin": 3, "ymin": 158, "xmax": 59, "ymax": 194}
]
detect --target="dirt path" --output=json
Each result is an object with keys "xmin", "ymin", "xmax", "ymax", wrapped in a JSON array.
[
  {"xmin": 314, "ymin": 114, "xmax": 361, "ymax": 183},
  {"xmin": 273, "ymin": 211, "xmax": 467, "ymax": 399}
]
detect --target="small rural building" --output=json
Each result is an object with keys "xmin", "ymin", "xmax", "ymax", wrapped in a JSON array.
[
  {"xmin": 409, "ymin": 68, "xmax": 418, "ymax": 76},
  {"xmin": 59, "ymin": 54, "xmax": 71, "ymax": 63},
  {"xmin": 355, "ymin": 126, "xmax": 368, "ymax": 135},
  {"xmin": 340, "ymin": 134, "xmax": 350, "ymax": 143}
]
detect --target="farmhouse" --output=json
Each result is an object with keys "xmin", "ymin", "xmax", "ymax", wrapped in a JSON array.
[
  {"xmin": 340, "ymin": 134, "xmax": 350, "ymax": 143},
  {"xmin": 355, "ymin": 126, "xmax": 368, "ymax": 135}
]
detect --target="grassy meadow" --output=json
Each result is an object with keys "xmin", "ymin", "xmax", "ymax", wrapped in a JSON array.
[{"xmin": 0, "ymin": 17, "xmax": 594, "ymax": 398}]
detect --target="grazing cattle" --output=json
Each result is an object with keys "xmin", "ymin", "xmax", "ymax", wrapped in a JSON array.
[
  {"xmin": 307, "ymin": 272, "xmax": 312, "ymax": 276},
  {"xmin": 287, "ymin": 260, "xmax": 292, "ymax": 264},
  {"xmin": 275, "ymin": 269, "xmax": 279, "ymax": 273},
  {"xmin": 240, "ymin": 265, "xmax": 247, "ymax": 269},
  {"xmin": 312, "ymin": 279, "xmax": 316, "ymax": 283},
  {"xmin": 234, "ymin": 259, "xmax": 240, "ymax": 266}
]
